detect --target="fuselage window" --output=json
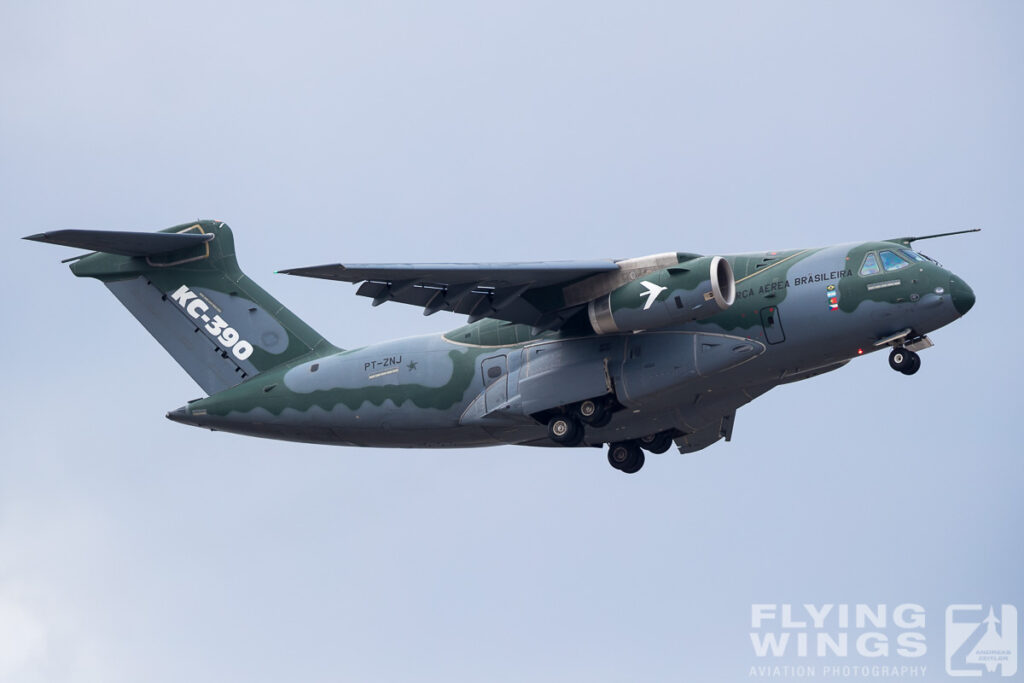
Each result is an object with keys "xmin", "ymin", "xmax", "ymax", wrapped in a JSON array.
[
  {"xmin": 900, "ymin": 249, "xmax": 928, "ymax": 263},
  {"xmin": 860, "ymin": 252, "xmax": 880, "ymax": 276},
  {"xmin": 879, "ymin": 250, "xmax": 910, "ymax": 271}
]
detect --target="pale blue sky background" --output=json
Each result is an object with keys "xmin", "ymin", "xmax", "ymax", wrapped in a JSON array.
[{"xmin": 1, "ymin": 2, "xmax": 1021, "ymax": 681}]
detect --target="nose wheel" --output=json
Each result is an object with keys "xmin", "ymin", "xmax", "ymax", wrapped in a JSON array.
[{"xmin": 888, "ymin": 348, "xmax": 921, "ymax": 375}]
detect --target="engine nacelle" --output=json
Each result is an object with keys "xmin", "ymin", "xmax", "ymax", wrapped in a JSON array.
[{"xmin": 587, "ymin": 255, "xmax": 735, "ymax": 334}]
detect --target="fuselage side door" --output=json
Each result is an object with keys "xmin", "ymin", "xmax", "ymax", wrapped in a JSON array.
[
  {"xmin": 759, "ymin": 306, "xmax": 786, "ymax": 344},
  {"xmin": 481, "ymin": 354, "xmax": 508, "ymax": 412}
]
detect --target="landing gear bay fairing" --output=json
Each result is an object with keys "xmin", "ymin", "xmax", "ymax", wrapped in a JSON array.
[{"xmin": 25, "ymin": 222, "xmax": 977, "ymax": 473}]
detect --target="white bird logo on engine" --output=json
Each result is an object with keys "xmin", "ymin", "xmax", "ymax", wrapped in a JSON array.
[{"xmin": 639, "ymin": 281, "xmax": 667, "ymax": 310}]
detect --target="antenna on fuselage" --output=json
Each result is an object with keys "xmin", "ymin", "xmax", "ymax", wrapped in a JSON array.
[{"xmin": 890, "ymin": 228, "xmax": 981, "ymax": 247}]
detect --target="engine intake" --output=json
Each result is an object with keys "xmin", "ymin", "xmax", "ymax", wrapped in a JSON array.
[{"xmin": 588, "ymin": 256, "xmax": 735, "ymax": 334}]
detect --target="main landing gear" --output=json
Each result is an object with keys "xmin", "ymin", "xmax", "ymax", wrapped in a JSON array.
[
  {"xmin": 606, "ymin": 430, "xmax": 678, "ymax": 474},
  {"xmin": 888, "ymin": 347, "xmax": 921, "ymax": 376},
  {"xmin": 576, "ymin": 399, "xmax": 612, "ymax": 428},
  {"xmin": 638, "ymin": 431, "xmax": 673, "ymax": 454},
  {"xmin": 608, "ymin": 441, "xmax": 645, "ymax": 474},
  {"xmin": 546, "ymin": 397, "xmax": 615, "ymax": 447},
  {"xmin": 543, "ymin": 399, "xmax": 676, "ymax": 474},
  {"xmin": 547, "ymin": 414, "xmax": 584, "ymax": 446}
]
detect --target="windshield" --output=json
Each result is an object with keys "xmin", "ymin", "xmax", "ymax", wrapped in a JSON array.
[
  {"xmin": 860, "ymin": 252, "xmax": 880, "ymax": 276},
  {"xmin": 900, "ymin": 249, "xmax": 928, "ymax": 263},
  {"xmin": 879, "ymin": 250, "xmax": 910, "ymax": 271}
]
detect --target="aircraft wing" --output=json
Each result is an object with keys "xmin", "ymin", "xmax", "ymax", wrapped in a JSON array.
[{"xmin": 280, "ymin": 252, "xmax": 691, "ymax": 331}]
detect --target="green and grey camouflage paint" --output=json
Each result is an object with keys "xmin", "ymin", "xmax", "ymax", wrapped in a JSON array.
[{"xmin": 28, "ymin": 220, "xmax": 976, "ymax": 456}]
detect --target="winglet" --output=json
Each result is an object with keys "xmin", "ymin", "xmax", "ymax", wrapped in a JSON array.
[{"xmin": 889, "ymin": 228, "xmax": 980, "ymax": 247}]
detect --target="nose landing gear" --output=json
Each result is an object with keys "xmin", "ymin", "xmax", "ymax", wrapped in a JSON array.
[{"xmin": 888, "ymin": 347, "xmax": 921, "ymax": 376}]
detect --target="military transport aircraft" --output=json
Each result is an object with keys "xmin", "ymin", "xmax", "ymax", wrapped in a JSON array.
[{"xmin": 25, "ymin": 221, "xmax": 976, "ymax": 473}]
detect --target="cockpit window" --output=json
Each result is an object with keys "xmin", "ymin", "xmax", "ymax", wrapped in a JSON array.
[
  {"xmin": 879, "ymin": 250, "xmax": 910, "ymax": 272},
  {"xmin": 900, "ymin": 249, "xmax": 928, "ymax": 263},
  {"xmin": 860, "ymin": 252, "xmax": 880, "ymax": 276}
]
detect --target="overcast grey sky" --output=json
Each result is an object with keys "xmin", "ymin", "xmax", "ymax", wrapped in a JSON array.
[{"xmin": 1, "ymin": 2, "xmax": 1021, "ymax": 681}]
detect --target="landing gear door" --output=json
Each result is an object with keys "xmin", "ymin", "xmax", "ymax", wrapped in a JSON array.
[
  {"xmin": 759, "ymin": 306, "xmax": 786, "ymax": 344},
  {"xmin": 481, "ymin": 355, "xmax": 508, "ymax": 412}
]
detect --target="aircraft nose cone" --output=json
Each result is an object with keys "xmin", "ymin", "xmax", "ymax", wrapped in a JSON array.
[
  {"xmin": 166, "ymin": 405, "xmax": 190, "ymax": 424},
  {"xmin": 949, "ymin": 275, "xmax": 975, "ymax": 316},
  {"xmin": 164, "ymin": 403, "xmax": 196, "ymax": 423}
]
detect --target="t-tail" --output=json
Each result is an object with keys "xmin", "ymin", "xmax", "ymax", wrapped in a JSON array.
[{"xmin": 25, "ymin": 220, "xmax": 336, "ymax": 394}]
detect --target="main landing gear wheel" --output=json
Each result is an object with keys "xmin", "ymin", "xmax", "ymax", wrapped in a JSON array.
[
  {"xmin": 607, "ymin": 441, "xmax": 645, "ymax": 474},
  {"xmin": 639, "ymin": 431, "xmax": 673, "ymax": 454},
  {"xmin": 576, "ymin": 399, "xmax": 612, "ymax": 428},
  {"xmin": 889, "ymin": 348, "xmax": 921, "ymax": 375},
  {"xmin": 548, "ymin": 415, "xmax": 584, "ymax": 446}
]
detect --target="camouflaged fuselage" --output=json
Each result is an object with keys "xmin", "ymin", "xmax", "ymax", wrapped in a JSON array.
[{"xmin": 167, "ymin": 241, "xmax": 973, "ymax": 451}]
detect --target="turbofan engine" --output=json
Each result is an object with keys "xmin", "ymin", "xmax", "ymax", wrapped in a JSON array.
[{"xmin": 587, "ymin": 255, "xmax": 736, "ymax": 334}]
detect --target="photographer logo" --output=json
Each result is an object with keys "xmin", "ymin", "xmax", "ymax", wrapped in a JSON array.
[{"xmin": 946, "ymin": 605, "xmax": 1017, "ymax": 677}]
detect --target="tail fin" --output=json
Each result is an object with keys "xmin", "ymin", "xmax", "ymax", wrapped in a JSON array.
[{"xmin": 26, "ymin": 220, "xmax": 335, "ymax": 395}]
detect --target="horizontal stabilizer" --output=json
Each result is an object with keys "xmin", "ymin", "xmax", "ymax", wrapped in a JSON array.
[
  {"xmin": 23, "ymin": 229, "xmax": 214, "ymax": 257},
  {"xmin": 25, "ymin": 220, "xmax": 332, "ymax": 395}
]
